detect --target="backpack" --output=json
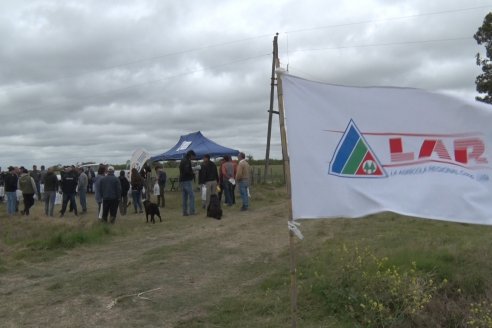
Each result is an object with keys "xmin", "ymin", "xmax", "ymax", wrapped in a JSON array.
[{"xmin": 207, "ymin": 194, "xmax": 222, "ymax": 220}]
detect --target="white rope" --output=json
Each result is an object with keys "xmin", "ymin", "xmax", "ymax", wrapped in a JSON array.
[
  {"xmin": 107, "ymin": 287, "xmax": 162, "ymax": 309},
  {"xmin": 288, "ymin": 221, "xmax": 304, "ymax": 240}
]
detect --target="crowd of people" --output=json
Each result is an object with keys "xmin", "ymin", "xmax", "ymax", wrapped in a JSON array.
[{"xmin": 0, "ymin": 151, "xmax": 251, "ymax": 222}]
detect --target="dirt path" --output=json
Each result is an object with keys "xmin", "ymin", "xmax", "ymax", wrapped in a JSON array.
[{"xmin": 0, "ymin": 192, "xmax": 290, "ymax": 327}]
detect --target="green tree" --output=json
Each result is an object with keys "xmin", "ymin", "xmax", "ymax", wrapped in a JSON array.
[{"xmin": 474, "ymin": 12, "xmax": 492, "ymax": 104}]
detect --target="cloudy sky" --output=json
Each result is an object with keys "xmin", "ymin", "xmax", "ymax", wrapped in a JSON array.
[{"xmin": 1, "ymin": 0, "xmax": 491, "ymax": 167}]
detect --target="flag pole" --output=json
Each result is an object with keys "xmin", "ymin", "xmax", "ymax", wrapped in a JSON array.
[{"xmin": 274, "ymin": 37, "xmax": 298, "ymax": 328}]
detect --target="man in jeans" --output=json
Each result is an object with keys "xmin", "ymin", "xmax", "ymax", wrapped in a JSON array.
[
  {"xmin": 179, "ymin": 150, "xmax": 196, "ymax": 216},
  {"xmin": 43, "ymin": 167, "xmax": 59, "ymax": 217},
  {"xmin": 221, "ymin": 155, "xmax": 235, "ymax": 206},
  {"xmin": 4, "ymin": 166, "xmax": 18, "ymax": 216},
  {"xmin": 235, "ymin": 152, "xmax": 251, "ymax": 211}
]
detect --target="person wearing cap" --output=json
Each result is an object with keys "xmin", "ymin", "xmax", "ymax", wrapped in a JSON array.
[
  {"xmin": 5, "ymin": 166, "xmax": 19, "ymax": 216},
  {"xmin": 179, "ymin": 150, "xmax": 196, "ymax": 216},
  {"xmin": 97, "ymin": 166, "xmax": 121, "ymax": 223}
]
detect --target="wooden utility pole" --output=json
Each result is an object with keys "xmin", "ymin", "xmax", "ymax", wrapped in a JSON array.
[
  {"xmin": 273, "ymin": 41, "xmax": 298, "ymax": 328},
  {"xmin": 264, "ymin": 33, "xmax": 279, "ymax": 183}
]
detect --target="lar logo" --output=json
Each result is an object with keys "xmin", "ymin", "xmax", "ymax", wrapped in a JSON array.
[{"xmin": 329, "ymin": 120, "xmax": 387, "ymax": 178}]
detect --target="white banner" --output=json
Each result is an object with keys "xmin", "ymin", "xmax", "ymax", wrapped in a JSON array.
[
  {"xmin": 130, "ymin": 148, "xmax": 151, "ymax": 173},
  {"xmin": 281, "ymin": 73, "xmax": 492, "ymax": 225}
]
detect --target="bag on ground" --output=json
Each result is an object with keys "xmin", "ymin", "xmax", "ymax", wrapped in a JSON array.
[{"xmin": 207, "ymin": 194, "xmax": 222, "ymax": 220}]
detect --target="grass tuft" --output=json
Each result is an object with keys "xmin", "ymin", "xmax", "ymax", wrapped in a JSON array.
[{"xmin": 27, "ymin": 223, "xmax": 112, "ymax": 250}]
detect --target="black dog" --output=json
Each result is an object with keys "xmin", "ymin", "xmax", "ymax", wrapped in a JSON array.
[
  {"xmin": 143, "ymin": 200, "xmax": 162, "ymax": 224},
  {"xmin": 207, "ymin": 194, "xmax": 222, "ymax": 220}
]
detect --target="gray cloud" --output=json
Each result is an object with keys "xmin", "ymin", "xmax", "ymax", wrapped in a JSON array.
[{"xmin": 0, "ymin": 0, "xmax": 490, "ymax": 167}]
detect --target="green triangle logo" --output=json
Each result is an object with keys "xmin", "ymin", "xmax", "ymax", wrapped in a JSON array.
[{"xmin": 329, "ymin": 120, "xmax": 387, "ymax": 178}]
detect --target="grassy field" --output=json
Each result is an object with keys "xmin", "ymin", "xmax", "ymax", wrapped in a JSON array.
[{"xmin": 1, "ymin": 182, "xmax": 492, "ymax": 327}]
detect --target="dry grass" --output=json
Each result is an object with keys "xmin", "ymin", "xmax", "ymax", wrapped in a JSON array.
[
  {"xmin": 3, "ymin": 185, "xmax": 492, "ymax": 327},
  {"xmin": 0, "ymin": 186, "xmax": 291, "ymax": 327}
]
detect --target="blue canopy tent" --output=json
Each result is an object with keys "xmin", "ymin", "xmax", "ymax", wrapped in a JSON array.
[{"xmin": 150, "ymin": 131, "xmax": 239, "ymax": 161}]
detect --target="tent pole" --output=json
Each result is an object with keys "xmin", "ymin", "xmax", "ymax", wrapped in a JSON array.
[
  {"xmin": 274, "ymin": 39, "xmax": 298, "ymax": 328},
  {"xmin": 264, "ymin": 33, "xmax": 279, "ymax": 183}
]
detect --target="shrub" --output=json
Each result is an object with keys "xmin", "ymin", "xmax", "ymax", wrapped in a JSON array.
[
  {"xmin": 467, "ymin": 300, "xmax": 492, "ymax": 327},
  {"xmin": 304, "ymin": 244, "xmax": 446, "ymax": 327}
]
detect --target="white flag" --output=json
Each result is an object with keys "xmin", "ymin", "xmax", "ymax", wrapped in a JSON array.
[{"xmin": 281, "ymin": 73, "xmax": 492, "ymax": 225}]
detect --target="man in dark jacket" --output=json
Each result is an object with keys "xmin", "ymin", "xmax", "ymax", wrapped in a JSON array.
[
  {"xmin": 43, "ymin": 167, "xmax": 59, "ymax": 217},
  {"xmin": 98, "ymin": 166, "xmax": 122, "ymax": 223},
  {"xmin": 118, "ymin": 170, "xmax": 130, "ymax": 216},
  {"xmin": 60, "ymin": 166, "xmax": 78, "ymax": 217},
  {"xmin": 179, "ymin": 150, "xmax": 196, "ymax": 216},
  {"xmin": 4, "ymin": 166, "xmax": 18, "ymax": 216}
]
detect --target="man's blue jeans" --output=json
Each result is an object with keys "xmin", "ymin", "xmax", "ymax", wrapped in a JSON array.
[
  {"xmin": 44, "ymin": 191, "xmax": 56, "ymax": 216},
  {"xmin": 6, "ymin": 191, "xmax": 16, "ymax": 215},
  {"xmin": 223, "ymin": 181, "xmax": 233, "ymax": 205},
  {"xmin": 238, "ymin": 180, "xmax": 249, "ymax": 209},
  {"xmin": 132, "ymin": 190, "xmax": 143, "ymax": 212},
  {"xmin": 181, "ymin": 180, "xmax": 195, "ymax": 215}
]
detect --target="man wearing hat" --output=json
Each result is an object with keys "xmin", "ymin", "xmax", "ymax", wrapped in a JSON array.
[
  {"xmin": 4, "ymin": 166, "xmax": 18, "ymax": 216},
  {"xmin": 97, "ymin": 166, "xmax": 121, "ymax": 224}
]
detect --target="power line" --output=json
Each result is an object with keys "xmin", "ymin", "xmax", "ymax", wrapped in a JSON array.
[
  {"xmin": 284, "ymin": 4, "xmax": 492, "ymax": 34},
  {"xmin": 5, "ymin": 34, "xmax": 472, "ymax": 115},
  {"xmin": 9, "ymin": 52, "xmax": 271, "ymax": 115},
  {"xmin": 0, "ymin": 34, "xmax": 272, "ymax": 92},
  {"xmin": 291, "ymin": 36, "xmax": 473, "ymax": 53}
]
